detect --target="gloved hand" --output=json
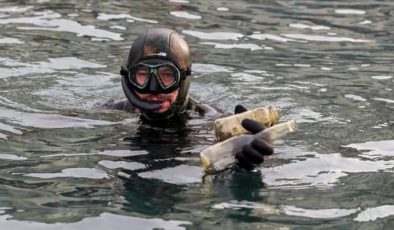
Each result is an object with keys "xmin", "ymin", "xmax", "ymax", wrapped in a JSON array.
[{"xmin": 234, "ymin": 105, "xmax": 274, "ymax": 170}]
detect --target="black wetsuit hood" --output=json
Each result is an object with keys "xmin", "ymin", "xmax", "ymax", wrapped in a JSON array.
[{"xmin": 120, "ymin": 28, "xmax": 192, "ymax": 120}]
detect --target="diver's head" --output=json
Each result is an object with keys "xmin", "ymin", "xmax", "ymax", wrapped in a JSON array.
[{"xmin": 121, "ymin": 28, "xmax": 192, "ymax": 120}]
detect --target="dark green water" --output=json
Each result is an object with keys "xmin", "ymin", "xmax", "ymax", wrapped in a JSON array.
[{"xmin": 0, "ymin": 0, "xmax": 393, "ymax": 229}]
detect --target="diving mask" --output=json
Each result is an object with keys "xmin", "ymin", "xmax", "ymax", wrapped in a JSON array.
[{"xmin": 128, "ymin": 60, "xmax": 186, "ymax": 94}]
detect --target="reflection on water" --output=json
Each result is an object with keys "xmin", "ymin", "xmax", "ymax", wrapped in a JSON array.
[
  {"xmin": 25, "ymin": 167, "xmax": 111, "ymax": 179},
  {"xmin": 0, "ymin": 212, "xmax": 190, "ymax": 230},
  {"xmin": 213, "ymin": 200, "xmax": 360, "ymax": 219},
  {"xmin": 0, "ymin": 11, "xmax": 123, "ymax": 41},
  {"xmin": 96, "ymin": 13, "xmax": 158, "ymax": 24},
  {"xmin": 0, "ymin": 0, "xmax": 393, "ymax": 229}
]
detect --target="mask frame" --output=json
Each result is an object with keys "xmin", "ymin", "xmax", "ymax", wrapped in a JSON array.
[{"xmin": 128, "ymin": 62, "xmax": 183, "ymax": 94}]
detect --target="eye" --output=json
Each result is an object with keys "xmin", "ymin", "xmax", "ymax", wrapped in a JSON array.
[
  {"xmin": 158, "ymin": 66, "xmax": 176, "ymax": 86},
  {"xmin": 134, "ymin": 67, "xmax": 149, "ymax": 85}
]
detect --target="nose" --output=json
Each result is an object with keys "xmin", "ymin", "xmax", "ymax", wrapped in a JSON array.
[{"xmin": 148, "ymin": 73, "xmax": 160, "ymax": 92}]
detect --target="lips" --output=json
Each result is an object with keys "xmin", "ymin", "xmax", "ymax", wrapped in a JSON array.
[
  {"xmin": 158, "ymin": 100, "xmax": 172, "ymax": 112},
  {"xmin": 134, "ymin": 89, "xmax": 179, "ymax": 113},
  {"xmin": 141, "ymin": 97, "xmax": 173, "ymax": 112},
  {"xmin": 141, "ymin": 95, "xmax": 172, "ymax": 102}
]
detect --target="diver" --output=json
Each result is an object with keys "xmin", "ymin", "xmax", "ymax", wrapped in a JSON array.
[{"xmin": 106, "ymin": 28, "xmax": 273, "ymax": 171}]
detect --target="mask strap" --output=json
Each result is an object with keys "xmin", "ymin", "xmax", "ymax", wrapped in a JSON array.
[
  {"xmin": 120, "ymin": 56, "xmax": 129, "ymax": 77},
  {"xmin": 180, "ymin": 68, "xmax": 192, "ymax": 79}
]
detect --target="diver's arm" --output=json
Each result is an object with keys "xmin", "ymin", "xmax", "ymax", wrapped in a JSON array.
[{"xmin": 188, "ymin": 96, "xmax": 222, "ymax": 118}]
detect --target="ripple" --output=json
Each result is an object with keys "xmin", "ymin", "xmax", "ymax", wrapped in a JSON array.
[
  {"xmin": 169, "ymin": 0, "xmax": 189, "ymax": 3},
  {"xmin": 260, "ymin": 151, "xmax": 394, "ymax": 188},
  {"xmin": 0, "ymin": 122, "xmax": 23, "ymax": 135},
  {"xmin": 0, "ymin": 37, "xmax": 24, "ymax": 44},
  {"xmin": 373, "ymin": 98, "xmax": 394, "ymax": 104},
  {"xmin": 249, "ymin": 33, "xmax": 290, "ymax": 42},
  {"xmin": 354, "ymin": 205, "xmax": 394, "ymax": 222},
  {"xmin": 42, "ymin": 150, "xmax": 148, "ymax": 158},
  {"xmin": 138, "ymin": 165, "xmax": 202, "ymax": 184},
  {"xmin": 335, "ymin": 9, "xmax": 366, "ymax": 15},
  {"xmin": 97, "ymin": 150, "xmax": 148, "ymax": 157},
  {"xmin": 192, "ymin": 63, "xmax": 233, "ymax": 73},
  {"xmin": 344, "ymin": 94, "xmax": 366, "ymax": 102},
  {"xmin": 371, "ymin": 75, "xmax": 392, "ymax": 80},
  {"xmin": 230, "ymin": 72, "xmax": 262, "ymax": 81},
  {"xmin": 200, "ymin": 42, "xmax": 263, "ymax": 51},
  {"xmin": 0, "ymin": 212, "xmax": 190, "ymax": 230},
  {"xmin": 0, "ymin": 121, "xmax": 23, "ymax": 139},
  {"xmin": 99, "ymin": 160, "xmax": 145, "ymax": 171},
  {"xmin": 359, "ymin": 20, "xmax": 372, "ymax": 25},
  {"xmin": 96, "ymin": 13, "xmax": 158, "ymax": 23},
  {"xmin": 0, "ymin": 108, "xmax": 115, "ymax": 129},
  {"xmin": 217, "ymin": 7, "xmax": 229, "ymax": 12},
  {"xmin": 0, "ymin": 10, "xmax": 123, "ymax": 41},
  {"xmin": 344, "ymin": 140, "xmax": 394, "ymax": 159},
  {"xmin": 0, "ymin": 6, "xmax": 32, "ymax": 13},
  {"xmin": 38, "ymin": 57, "xmax": 106, "ymax": 70},
  {"xmin": 0, "ymin": 57, "xmax": 105, "ymax": 79},
  {"xmin": 110, "ymin": 25, "xmax": 126, "ymax": 30},
  {"xmin": 170, "ymin": 11, "xmax": 201, "ymax": 20},
  {"xmin": 0, "ymin": 96, "xmax": 48, "ymax": 113},
  {"xmin": 283, "ymin": 206, "xmax": 359, "ymax": 219},
  {"xmin": 41, "ymin": 152, "xmax": 94, "ymax": 158},
  {"xmin": 0, "ymin": 154, "xmax": 27, "ymax": 160},
  {"xmin": 289, "ymin": 23, "xmax": 330, "ymax": 31},
  {"xmin": 293, "ymin": 64, "xmax": 311, "ymax": 67},
  {"xmin": 25, "ymin": 168, "xmax": 110, "ymax": 179},
  {"xmin": 213, "ymin": 201, "xmax": 280, "ymax": 214},
  {"xmin": 182, "ymin": 30, "xmax": 243, "ymax": 40},
  {"xmin": 244, "ymin": 70, "xmax": 271, "ymax": 75},
  {"xmin": 288, "ymin": 107, "xmax": 324, "ymax": 123},
  {"xmin": 275, "ymin": 63, "xmax": 292, "ymax": 67},
  {"xmin": 34, "ymin": 72, "xmax": 117, "ymax": 109},
  {"xmin": 212, "ymin": 201, "xmax": 359, "ymax": 219},
  {"xmin": 282, "ymin": 34, "xmax": 372, "ymax": 43},
  {"xmin": 372, "ymin": 122, "xmax": 389, "ymax": 129}
]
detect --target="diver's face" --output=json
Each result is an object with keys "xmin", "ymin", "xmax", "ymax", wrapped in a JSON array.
[{"xmin": 135, "ymin": 89, "xmax": 179, "ymax": 113}]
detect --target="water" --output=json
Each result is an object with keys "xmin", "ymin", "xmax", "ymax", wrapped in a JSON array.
[{"xmin": 0, "ymin": 0, "xmax": 393, "ymax": 229}]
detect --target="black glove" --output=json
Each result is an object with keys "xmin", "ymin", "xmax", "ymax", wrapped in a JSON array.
[{"xmin": 234, "ymin": 105, "xmax": 274, "ymax": 170}]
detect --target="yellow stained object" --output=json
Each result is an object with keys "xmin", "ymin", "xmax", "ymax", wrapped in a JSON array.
[{"xmin": 213, "ymin": 106, "xmax": 279, "ymax": 141}]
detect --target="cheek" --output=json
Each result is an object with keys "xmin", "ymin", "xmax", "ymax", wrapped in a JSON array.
[{"xmin": 169, "ymin": 89, "xmax": 179, "ymax": 101}]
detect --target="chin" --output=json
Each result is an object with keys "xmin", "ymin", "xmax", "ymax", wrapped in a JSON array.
[
  {"xmin": 155, "ymin": 107, "xmax": 170, "ymax": 113},
  {"xmin": 142, "ymin": 107, "xmax": 175, "ymax": 121}
]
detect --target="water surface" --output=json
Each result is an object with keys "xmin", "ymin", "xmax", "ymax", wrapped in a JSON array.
[{"xmin": 0, "ymin": 0, "xmax": 393, "ymax": 229}]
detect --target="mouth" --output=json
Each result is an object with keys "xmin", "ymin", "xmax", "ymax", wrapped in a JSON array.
[
  {"xmin": 142, "ymin": 98, "xmax": 172, "ymax": 112},
  {"xmin": 134, "ymin": 89, "xmax": 179, "ymax": 114}
]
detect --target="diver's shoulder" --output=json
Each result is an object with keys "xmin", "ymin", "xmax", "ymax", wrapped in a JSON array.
[{"xmin": 188, "ymin": 96, "xmax": 222, "ymax": 118}]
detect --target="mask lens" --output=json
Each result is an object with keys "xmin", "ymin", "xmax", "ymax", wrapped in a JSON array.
[
  {"xmin": 129, "ymin": 61, "xmax": 181, "ymax": 92},
  {"xmin": 157, "ymin": 65, "xmax": 177, "ymax": 87},
  {"xmin": 133, "ymin": 66, "xmax": 149, "ymax": 86}
]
